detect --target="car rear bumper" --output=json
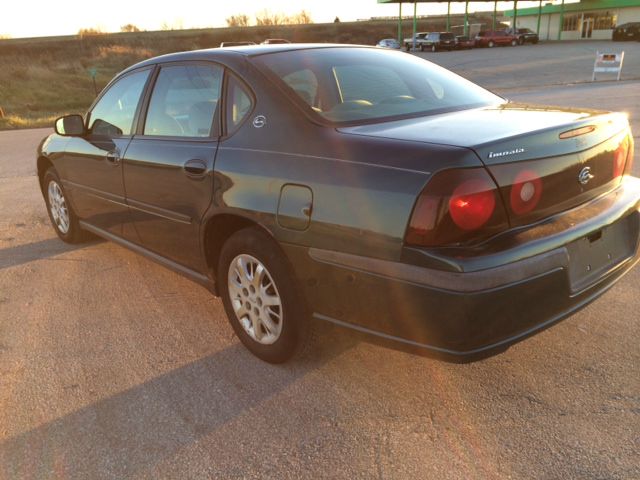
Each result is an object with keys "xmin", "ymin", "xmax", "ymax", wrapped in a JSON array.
[{"xmin": 284, "ymin": 176, "xmax": 640, "ymax": 361}]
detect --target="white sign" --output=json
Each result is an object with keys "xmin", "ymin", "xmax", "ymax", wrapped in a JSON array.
[{"xmin": 592, "ymin": 51, "xmax": 624, "ymax": 81}]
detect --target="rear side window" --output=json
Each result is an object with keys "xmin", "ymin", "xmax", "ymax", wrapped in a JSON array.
[
  {"xmin": 144, "ymin": 64, "xmax": 222, "ymax": 138},
  {"xmin": 226, "ymin": 74, "xmax": 253, "ymax": 133},
  {"xmin": 89, "ymin": 69, "xmax": 150, "ymax": 136}
]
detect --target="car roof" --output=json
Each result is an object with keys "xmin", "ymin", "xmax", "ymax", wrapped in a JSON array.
[{"xmin": 120, "ymin": 44, "xmax": 375, "ymax": 75}]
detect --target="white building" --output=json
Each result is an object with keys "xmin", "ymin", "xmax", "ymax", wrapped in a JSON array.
[{"xmin": 505, "ymin": 0, "xmax": 640, "ymax": 41}]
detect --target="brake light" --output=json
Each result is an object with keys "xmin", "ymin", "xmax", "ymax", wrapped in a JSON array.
[
  {"xmin": 509, "ymin": 169, "xmax": 542, "ymax": 215},
  {"xmin": 449, "ymin": 179, "xmax": 496, "ymax": 230},
  {"xmin": 405, "ymin": 168, "xmax": 508, "ymax": 247},
  {"xmin": 613, "ymin": 135, "xmax": 629, "ymax": 179}
]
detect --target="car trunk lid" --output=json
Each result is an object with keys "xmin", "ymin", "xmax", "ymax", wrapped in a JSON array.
[{"xmin": 339, "ymin": 103, "xmax": 632, "ymax": 228}]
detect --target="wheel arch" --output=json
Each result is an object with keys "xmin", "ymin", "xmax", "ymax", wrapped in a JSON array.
[
  {"xmin": 37, "ymin": 155, "xmax": 54, "ymax": 191},
  {"xmin": 202, "ymin": 213, "xmax": 280, "ymax": 286}
]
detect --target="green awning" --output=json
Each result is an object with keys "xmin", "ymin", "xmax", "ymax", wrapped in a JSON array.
[{"xmin": 505, "ymin": 0, "xmax": 640, "ymax": 17}]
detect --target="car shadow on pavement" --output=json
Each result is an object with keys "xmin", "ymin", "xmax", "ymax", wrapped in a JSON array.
[
  {"xmin": 0, "ymin": 236, "xmax": 101, "ymax": 270},
  {"xmin": 0, "ymin": 330, "xmax": 355, "ymax": 479}
]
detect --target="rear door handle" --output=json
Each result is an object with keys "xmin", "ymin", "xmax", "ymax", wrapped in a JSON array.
[
  {"xmin": 105, "ymin": 150, "xmax": 120, "ymax": 166},
  {"xmin": 184, "ymin": 158, "xmax": 207, "ymax": 177}
]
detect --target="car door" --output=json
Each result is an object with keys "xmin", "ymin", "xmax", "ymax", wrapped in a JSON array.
[
  {"xmin": 61, "ymin": 68, "xmax": 152, "ymax": 237},
  {"xmin": 122, "ymin": 62, "xmax": 223, "ymax": 271}
]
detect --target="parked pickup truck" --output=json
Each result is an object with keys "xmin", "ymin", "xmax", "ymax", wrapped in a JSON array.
[{"xmin": 403, "ymin": 32, "xmax": 429, "ymax": 51}]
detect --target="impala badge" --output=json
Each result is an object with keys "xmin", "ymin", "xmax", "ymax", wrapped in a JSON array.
[
  {"xmin": 578, "ymin": 166, "xmax": 594, "ymax": 185},
  {"xmin": 488, "ymin": 147, "xmax": 525, "ymax": 159},
  {"xmin": 252, "ymin": 115, "xmax": 267, "ymax": 128}
]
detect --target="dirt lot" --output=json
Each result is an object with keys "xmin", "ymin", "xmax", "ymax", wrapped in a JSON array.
[{"xmin": 0, "ymin": 42, "xmax": 639, "ymax": 479}]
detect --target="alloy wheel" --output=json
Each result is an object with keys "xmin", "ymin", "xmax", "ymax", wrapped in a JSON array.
[
  {"xmin": 48, "ymin": 180, "xmax": 70, "ymax": 234},
  {"xmin": 227, "ymin": 254, "xmax": 283, "ymax": 345}
]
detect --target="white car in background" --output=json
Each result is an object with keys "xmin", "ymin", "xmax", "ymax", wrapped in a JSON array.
[{"xmin": 376, "ymin": 38, "xmax": 401, "ymax": 49}]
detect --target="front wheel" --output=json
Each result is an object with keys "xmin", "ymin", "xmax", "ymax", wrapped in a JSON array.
[
  {"xmin": 431, "ymin": 44, "xmax": 436, "ymax": 52},
  {"xmin": 511, "ymin": 39, "xmax": 518, "ymax": 46},
  {"xmin": 43, "ymin": 167, "xmax": 87, "ymax": 243},
  {"xmin": 218, "ymin": 227, "xmax": 313, "ymax": 363},
  {"xmin": 488, "ymin": 40, "xmax": 495, "ymax": 48}
]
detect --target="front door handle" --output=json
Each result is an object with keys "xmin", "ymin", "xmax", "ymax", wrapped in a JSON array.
[
  {"xmin": 105, "ymin": 150, "xmax": 120, "ymax": 166},
  {"xmin": 184, "ymin": 158, "xmax": 207, "ymax": 177}
]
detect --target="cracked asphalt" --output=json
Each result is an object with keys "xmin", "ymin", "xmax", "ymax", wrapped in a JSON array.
[{"xmin": 0, "ymin": 41, "xmax": 639, "ymax": 479}]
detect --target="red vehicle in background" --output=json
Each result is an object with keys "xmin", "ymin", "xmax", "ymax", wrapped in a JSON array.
[{"xmin": 474, "ymin": 30, "xmax": 518, "ymax": 47}]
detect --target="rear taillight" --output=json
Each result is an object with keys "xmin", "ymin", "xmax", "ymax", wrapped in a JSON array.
[
  {"xmin": 405, "ymin": 168, "xmax": 508, "ymax": 247},
  {"xmin": 509, "ymin": 169, "xmax": 543, "ymax": 215},
  {"xmin": 613, "ymin": 135, "xmax": 629, "ymax": 179},
  {"xmin": 449, "ymin": 178, "xmax": 496, "ymax": 230}
]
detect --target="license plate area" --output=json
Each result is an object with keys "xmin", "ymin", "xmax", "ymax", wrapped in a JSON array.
[{"xmin": 567, "ymin": 214, "xmax": 637, "ymax": 293}]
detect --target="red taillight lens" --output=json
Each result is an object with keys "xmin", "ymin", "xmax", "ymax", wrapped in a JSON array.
[
  {"xmin": 613, "ymin": 135, "xmax": 629, "ymax": 179},
  {"xmin": 406, "ymin": 168, "xmax": 508, "ymax": 247},
  {"xmin": 449, "ymin": 178, "xmax": 496, "ymax": 230},
  {"xmin": 509, "ymin": 169, "xmax": 542, "ymax": 215}
]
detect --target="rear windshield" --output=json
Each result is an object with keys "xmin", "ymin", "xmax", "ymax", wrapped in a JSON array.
[{"xmin": 254, "ymin": 47, "xmax": 502, "ymax": 125}]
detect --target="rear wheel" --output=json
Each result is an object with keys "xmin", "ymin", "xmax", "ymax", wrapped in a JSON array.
[
  {"xmin": 218, "ymin": 227, "xmax": 313, "ymax": 363},
  {"xmin": 431, "ymin": 44, "xmax": 437, "ymax": 52},
  {"xmin": 43, "ymin": 167, "xmax": 87, "ymax": 243},
  {"xmin": 488, "ymin": 40, "xmax": 495, "ymax": 48},
  {"xmin": 511, "ymin": 39, "xmax": 518, "ymax": 46}
]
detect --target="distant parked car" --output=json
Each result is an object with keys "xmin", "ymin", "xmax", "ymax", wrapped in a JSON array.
[
  {"xmin": 376, "ymin": 38, "xmax": 401, "ymax": 49},
  {"xmin": 454, "ymin": 35, "xmax": 474, "ymax": 50},
  {"xmin": 474, "ymin": 30, "xmax": 518, "ymax": 48},
  {"xmin": 424, "ymin": 32, "xmax": 456, "ymax": 52},
  {"xmin": 612, "ymin": 22, "xmax": 640, "ymax": 41},
  {"xmin": 513, "ymin": 28, "xmax": 539, "ymax": 45},
  {"xmin": 220, "ymin": 41, "xmax": 256, "ymax": 47},
  {"xmin": 261, "ymin": 39, "xmax": 291, "ymax": 45},
  {"xmin": 403, "ymin": 32, "xmax": 429, "ymax": 51}
]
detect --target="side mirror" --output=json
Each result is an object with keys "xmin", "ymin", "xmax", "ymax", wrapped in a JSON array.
[{"xmin": 54, "ymin": 114, "xmax": 86, "ymax": 136}]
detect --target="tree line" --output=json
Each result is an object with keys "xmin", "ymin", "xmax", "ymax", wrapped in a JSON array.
[{"xmin": 227, "ymin": 10, "xmax": 313, "ymax": 28}]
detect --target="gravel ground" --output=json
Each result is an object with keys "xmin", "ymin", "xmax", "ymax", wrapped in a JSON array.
[{"xmin": 0, "ymin": 41, "xmax": 639, "ymax": 480}]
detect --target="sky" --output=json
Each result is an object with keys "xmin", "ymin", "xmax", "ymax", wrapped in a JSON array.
[{"xmin": 1, "ymin": 1, "xmax": 565, "ymax": 39}]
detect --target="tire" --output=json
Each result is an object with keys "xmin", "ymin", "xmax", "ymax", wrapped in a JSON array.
[
  {"xmin": 43, "ymin": 167, "xmax": 87, "ymax": 243},
  {"xmin": 420, "ymin": 44, "xmax": 425, "ymax": 52},
  {"xmin": 405, "ymin": 43, "xmax": 410, "ymax": 52},
  {"xmin": 511, "ymin": 39, "xmax": 518, "ymax": 46},
  {"xmin": 518, "ymin": 37, "xmax": 524, "ymax": 45},
  {"xmin": 218, "ymin": 226, "xmax": 313, "ymax": 363},
  {"xmin": 431, "ymin": 44, "xmax": 436, "ymax": 52},
  {"xmin": 488, "ymin": 40, "xmax": 495, "ymax": 48}
]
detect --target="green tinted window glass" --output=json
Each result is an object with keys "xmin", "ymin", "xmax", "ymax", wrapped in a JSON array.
[{"xmin": 90, "ymin": 69, "xmax": 150, "ymax": 136}]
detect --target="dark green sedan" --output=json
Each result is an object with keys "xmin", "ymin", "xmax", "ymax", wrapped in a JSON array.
[{"xmin": 38, "ymin": 45, "xmax": 640, "ymax": 363}]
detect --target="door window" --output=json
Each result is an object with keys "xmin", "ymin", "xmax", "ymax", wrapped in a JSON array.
[
  {"xmin": 89, "ymin": 69, "xmax": 150, "ymax": 136},
  {"xmin": 144, "ymin": 64, "xmax": 223, "ymax": 138}
]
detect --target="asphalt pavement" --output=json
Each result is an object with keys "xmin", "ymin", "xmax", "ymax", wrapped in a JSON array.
[{"xmin": 0, "ymin": 41, "xmax": 639, "ymax": 479}]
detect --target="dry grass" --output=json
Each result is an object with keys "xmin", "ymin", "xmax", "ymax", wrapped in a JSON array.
[{"xmin": 0, "ymin": 13, "xmax": 498, "ymax": 130}]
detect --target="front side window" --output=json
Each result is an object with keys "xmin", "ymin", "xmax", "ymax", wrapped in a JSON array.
[
  {"xmin": 89, "ymin": 69, "xmax": 150, "ymax": 136},
  {"xmin": 144, "ymin": 64, "xmax": 223, "ymax": 138},
  {"xmin": 256, "ymin": 47, "xmax": 502, "ymax": 125}
]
